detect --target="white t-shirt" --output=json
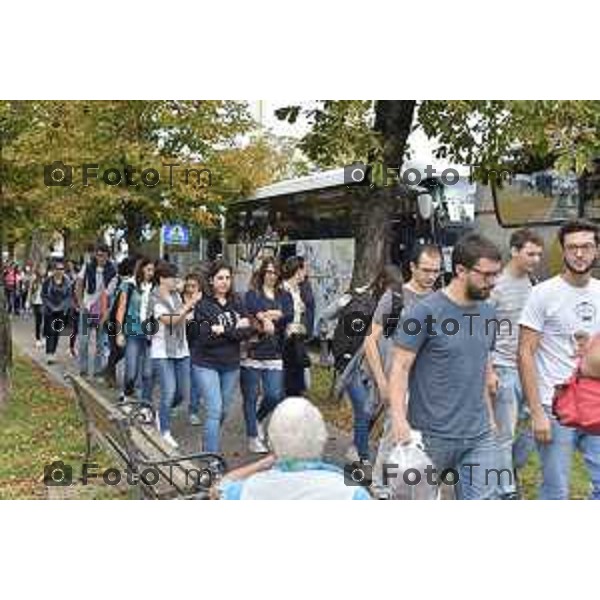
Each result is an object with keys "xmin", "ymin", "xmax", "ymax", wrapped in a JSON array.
[
  {"xmin": 77, "ymin": 264, "xmax": 114, "ymax": 312},
  {"xmin": 150, "ymin": 301, "xmax": 190, "ymax": 360},
  {"xmin": 519, "ymin": 275, "xmax": 600, "ymax": 406}
]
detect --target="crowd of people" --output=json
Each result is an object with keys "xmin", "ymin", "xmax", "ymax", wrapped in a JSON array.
[
  {"xmin": 6, "ymin": 217, "xmax": 600, "ymax": 500},
  {"xmin": 7, "ymin": 244, "xmax": 316, "ymax": 458}
]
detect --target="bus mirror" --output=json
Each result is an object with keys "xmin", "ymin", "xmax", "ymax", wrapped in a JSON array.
[
  {"xmin": 418, "ymin": 193, "xmax": 433, "ymax": 220},
  {"xmin": 491, "ymin": 170, "xmax": 581, "ymax": 226}
]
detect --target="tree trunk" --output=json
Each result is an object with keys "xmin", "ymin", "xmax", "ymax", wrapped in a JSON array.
[
  {"xmin": 124, "ymin": 203, "xmax": 145, "ymax": 256},
  {"xmin": 0, "ymin": 181, "xmax": 12, "ymax": 408},
  {"xmin": 350, "ymin": 100, "xmax": 416, "ymax": 287},
  {"xmin": 351, "ymin": 190, "xmax": 393, "ymax": 286},
  {"xmin": 29, "ymin": 229, "xmax": 47, "ymax": 266},
  {"xmin": 62, "ymin": 227, "xmax": 71, "ymax": 259}
]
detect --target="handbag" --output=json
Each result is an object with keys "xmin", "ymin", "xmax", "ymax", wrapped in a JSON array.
[{"xmin": 552, "ymin": 362, "xmax": 600, "ymax": 434}]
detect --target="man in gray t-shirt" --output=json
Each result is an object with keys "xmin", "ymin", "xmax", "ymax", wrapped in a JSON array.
[
  {"xmin": 394, "ymin": 292, "xmax": 497, "ymax": 438},
  {"xmin": 387, "ymin": 233, "xmax": 503, "ymax": 500},
  {"xmin": 488, "ymin": 229, "xmax": 543, "ymax": 497}
]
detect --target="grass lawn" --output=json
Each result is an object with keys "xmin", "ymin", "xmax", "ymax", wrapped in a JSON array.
[
  {"xmin": 309, "ymin": 365, "xmax": 591, "ymax": 499},
  {"xmin": 0, "ymin": 355, "xmax": 128, "ymax": 499}
]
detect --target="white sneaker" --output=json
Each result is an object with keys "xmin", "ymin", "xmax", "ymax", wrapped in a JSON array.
[
  {"xmin": 35, "ymin": 340, "xmax": 43, "ymax": 350},
  {"xmin": 161, "ymin": 432, "xmax": 179, "ymax": 449},
  {"xmin": 257, "ymin": 420, "xmax": 266, "ymax": 441},
  {"xmin": 248, "ymin": 437, "xmax": 269, "ymax": 454}
]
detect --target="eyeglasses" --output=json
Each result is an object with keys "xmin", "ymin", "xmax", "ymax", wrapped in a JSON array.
[
  {"xmin": 470, "ymin": 267, "xmax": 501, "ymax": 281},
  {"xmin": 564, "ymin": 243, "xmax": 597, "ymax": 254}
]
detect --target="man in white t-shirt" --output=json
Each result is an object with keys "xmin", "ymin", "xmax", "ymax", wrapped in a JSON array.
[{"xmin": 519, "ymin": 219, "xmax": 600, "ymax": 499}]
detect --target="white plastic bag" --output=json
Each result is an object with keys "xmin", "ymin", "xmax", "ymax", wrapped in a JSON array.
[{"xmin": 383, "ymin": 432, "xmax": 439, "ymax": 500}]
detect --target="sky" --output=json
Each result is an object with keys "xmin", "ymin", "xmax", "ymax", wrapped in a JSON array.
[{"xmin": 248, "ymin": 100, "xmax": 468, "ymax": 176}]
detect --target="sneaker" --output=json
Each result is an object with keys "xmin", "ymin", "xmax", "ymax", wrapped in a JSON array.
[
  {"xmin": 35, "ymin": 340, "xmax": 43, "ymax": 350},
  {"xmin": 189, "ymin": 414, "xmax": 202, "ymax": 426},
  {"xmin": 248, "ymin": 437, "xmax": 269, "ymax": 454},
  {"xmin": 139, "ymin": 407, "xmax": 154, "ymax": 424},
  {"xmin": 117, "ymin": 393, "xmax": 126, "ymax": 404},
  {"xmin": 161, "ymin": 432, "xmax": 179, "ymax": 449},
  {"xmin": 257, "ymin": 420, "xmax": 266, "ymax": 441},
  {"xmin": 46, "ymin": 356, "xmax": 55, "ymax": 366}
]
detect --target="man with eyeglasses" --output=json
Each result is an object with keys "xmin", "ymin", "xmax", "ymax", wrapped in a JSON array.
[
  {"xmin": 404, "ymin": 244, "xmax": 443, "ymax": 308},
  {"xmin": 519, "ymin": 219, "xmax": 600, "ymax": 499},
  {"xmin": 387, "ymin": 233, "xmax": 502, "ymax": 499},
  {"xmin": 489, "ymin": 228, "xmax": 544, "ymax": 498},
  {"xmin": 370, "ymin": 245, "xmax": 441, "ymax": 497}
]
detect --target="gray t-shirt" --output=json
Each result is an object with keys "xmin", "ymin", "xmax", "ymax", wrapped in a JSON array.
[
  {"xmin": 373, "ymin": 287, "xmax": 432, "ymax": 370},
  {"xmin": 489, "ymin": 270, "xmax": 532, "ymax": 368},
  {"xmin": 392, "ymin": 290, "xmax": 496, "ymax": 439},
  {"xmin": 402, "ymin": 286, "xmax": 432, "ymax": 312}
]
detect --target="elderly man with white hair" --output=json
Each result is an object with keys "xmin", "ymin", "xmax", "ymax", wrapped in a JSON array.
[{"xmin": 217, "ymin": 397, "xmax": 371, "ymax": 500}]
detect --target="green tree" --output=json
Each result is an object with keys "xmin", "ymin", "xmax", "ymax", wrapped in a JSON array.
[
  {"xmin": 277, "ymin": 100, "xmax": 600, "ymax": 285},
  {"xmin": 0, "ymin": 100, "xmax": 289, "ymax": 402}
]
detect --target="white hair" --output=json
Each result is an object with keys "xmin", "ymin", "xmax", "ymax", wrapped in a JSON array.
[{"xmin": 268, "ymin": 397, "xmax": 328, "ymax": 461}]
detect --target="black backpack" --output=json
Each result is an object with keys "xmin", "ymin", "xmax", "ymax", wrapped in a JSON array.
[{"xmin": 331, "ymin": 290, "xmax": 379, "ymax": 373}]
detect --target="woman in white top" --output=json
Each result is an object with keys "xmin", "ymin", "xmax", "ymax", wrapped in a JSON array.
[
  {"xmin": 29, "ymin": 264, "xmax": 46, "ymax": 350},
  {"xmin": 149, "ymin": 262, "xmax": 200, "ymax": 448}
]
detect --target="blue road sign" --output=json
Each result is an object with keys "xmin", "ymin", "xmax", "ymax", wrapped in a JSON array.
[{"xmin": 162, "ymin": 224, "xmax": 190, "ymax": 246}]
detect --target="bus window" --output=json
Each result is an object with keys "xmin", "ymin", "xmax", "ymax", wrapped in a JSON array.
[{"xmin": 491, "ymin": 170, "xmax": 580, "ymax": 226}]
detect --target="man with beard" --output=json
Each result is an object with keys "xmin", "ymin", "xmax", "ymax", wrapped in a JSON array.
[
  {"xmin": 387, "ymin": 233, "xmax": 503, "ymax": 499},
  {"xmin": 519, "ymin": 219, "xmax": 600, "ymax": 499}
]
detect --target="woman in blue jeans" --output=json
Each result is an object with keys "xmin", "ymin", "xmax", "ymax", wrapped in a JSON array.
[
  {"xmin": 189, "ymin": 261, "xmax": 254, "ymax": 453},
  {"xmin": 115, "ymin": 257, "xmax": 155, "ymax": 404},
  {"xmin": 323, "ymin": 265, "xmax": 403, "ymax": 462},
  {"xmin": 149, "ymin": 262, "xmax": 201, "ymax": 449},
  {"xmin": 241, "ymin": 258, "xmax": 293, "ymax": 453},
  {"xmin": 181, "ymin": 273, "xmax": 204, "ymax": 425}
]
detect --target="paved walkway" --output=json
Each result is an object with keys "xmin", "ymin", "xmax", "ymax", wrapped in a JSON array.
[{"xmin": 11, "ymin": 315, "xmax": 353, "ymax": 471}]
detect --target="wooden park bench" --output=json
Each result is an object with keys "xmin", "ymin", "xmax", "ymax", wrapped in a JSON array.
[{"xmin": 65, "ymin": 373, "xmax": 226, "ymax": 499}]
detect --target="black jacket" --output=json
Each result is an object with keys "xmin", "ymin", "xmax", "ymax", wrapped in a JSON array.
[
  {"xmin": 42, "ymin": 277, "xmax": 71, "ymax": 314},
  {"xmin": 244, "ymin": 289, "xmax": 294, "ymax": 360},
  {"xmin": 189, "ymin": 294, "xmax": 254, "ymax": 369}
]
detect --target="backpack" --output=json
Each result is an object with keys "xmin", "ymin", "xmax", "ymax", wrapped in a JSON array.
[
  {"xmin": 382, "ymin": 292, "xmax": 404, "ymax": 339},
  {"xmin": 331, "ymin": 290, "xmax": 378, "ymax": 373},
  {"xmin": 107, "ymin": 279, "xmax": 134, "ymax": 336}
]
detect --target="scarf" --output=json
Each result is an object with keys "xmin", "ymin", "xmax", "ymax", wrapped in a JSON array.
[{"xmin": 149, "ymin": 289, "xmax": 187, "ymax": 357}]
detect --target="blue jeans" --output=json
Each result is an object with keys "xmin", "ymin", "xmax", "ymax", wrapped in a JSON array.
[
  {"xmin": 536, "ymin": 405, "xmax": 600, "ymax": 500},
  {"xmin": 124, "ymin": 336, "xmax": 152, "ymax": 403},
  {"xmin": 241, "ymin": 367, "xmax": 284, "ymax": 438},
  {"xmin": 154, "ymin": 357, "xmax": 191, "ymax": 434},
  {"xmin": 190, "ymin": 361, "xmax": 202, "ymax": 416},
  {"xmin": 421, "ymin": 430, "xmax": 501, "ymax": 500},
  {"xmin": 193, "ymin": 365, "xmax": 240, "ymax": 453},
  {"xmin": 78, "ymin": 310, "xmax": 107, "ymax": 376},
  {"xmin": 345, "ymin": 367, "xmax": 374, "ymax": 460}
]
